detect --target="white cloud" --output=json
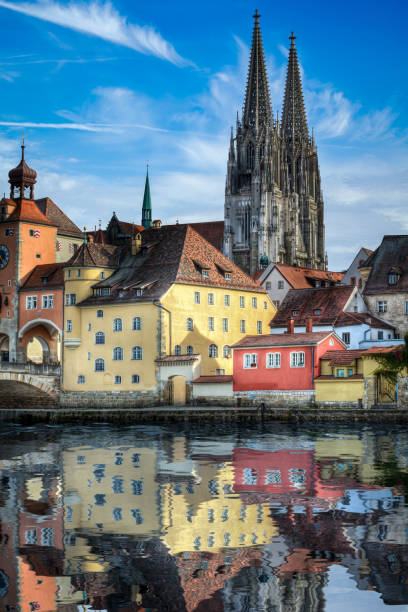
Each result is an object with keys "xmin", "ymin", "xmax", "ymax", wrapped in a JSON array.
[
  {"xmin": 0, "ymin": 119, "xmax": 168, "ymax": 133},
  {"xmin": 0, "ymin": 0, "xmax": 191, "ymax": 66}
]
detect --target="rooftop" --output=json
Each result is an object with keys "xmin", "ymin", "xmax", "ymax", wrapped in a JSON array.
[
  {"xmin": 20, "ymin": 262, "xmax": 65, "ymax": 290},
  {"xmin": 259, "ymin": 262, "xmax": 344, "ymax": 288},
  {"xmin": 363, "ymin": 235, "xmax": 408, "ymax": 294},
  {"xmin": 35, "ymin": 197, "xmax": 82, "ymax": 237},
  {"xmin": 232, "ymin": 331, "xmax": 336, "ymax": 349}
]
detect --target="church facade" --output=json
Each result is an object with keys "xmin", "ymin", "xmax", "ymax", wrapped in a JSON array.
[{"xmin": 223, "ymin": 11, "xmax": 326, "ymax": 276}]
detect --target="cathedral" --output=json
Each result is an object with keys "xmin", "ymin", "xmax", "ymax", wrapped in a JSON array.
[{"xmin": 223, "ymin": 11, "xmax": 326, "ymax": 276}]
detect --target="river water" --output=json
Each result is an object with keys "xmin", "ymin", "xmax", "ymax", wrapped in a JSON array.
[{"xmin": 0, "ymin": 420, "xmax": 408, "ymax": 612}]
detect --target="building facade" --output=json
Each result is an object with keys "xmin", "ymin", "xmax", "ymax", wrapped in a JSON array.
[{"xmin": 224, "ymin": 12, "xmax": 326, "ymax": 275}]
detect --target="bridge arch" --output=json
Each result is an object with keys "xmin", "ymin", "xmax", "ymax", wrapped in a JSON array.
[
  {"xmin": 0, "ymin": 371, "xmax": 58, "ymax": 396},
  {"xmin": 18, "ymin": 319, "xmax": 61, "ymax": 364}
]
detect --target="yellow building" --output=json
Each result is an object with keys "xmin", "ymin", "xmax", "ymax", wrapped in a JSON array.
[
  {"xmin": 62, "ymin": 224, "xmax": 275, "ymax": 399},
  {"xmin": 315, "ymin": 346, "xmax": 400, "ymax": 406}
]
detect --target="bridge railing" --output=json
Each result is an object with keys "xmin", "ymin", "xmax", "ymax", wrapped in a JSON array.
[{"xmin": 0, "ymin": 362, "xmax": 61, "ymax": 376}]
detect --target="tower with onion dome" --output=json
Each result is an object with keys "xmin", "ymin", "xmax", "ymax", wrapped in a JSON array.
[{"xmin": 224, "ymin": 11, "xmax": 326, "ymax": 275}]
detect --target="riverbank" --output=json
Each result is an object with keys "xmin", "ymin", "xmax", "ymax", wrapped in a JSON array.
[{"xmin": 0, "ymin": 404, "xmax": 406, "ymax": 423}]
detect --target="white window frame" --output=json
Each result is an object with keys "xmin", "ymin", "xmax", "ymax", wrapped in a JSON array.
[
  {"xmin": 208, "ymin": 293, "xmax": 214, "ymax": 305},
  {"xmin": 132, "ymin": 316, "xmax": 142, "ymax": 330},
  {"xmin": 194, "ymin": 291, "xmax": 200, "ymax": 304},
  {"xmin": 377, "ymin": 301, "xmax": 387, "ymax": 313},
  {"xmin": 240, "ymin": 296, "xmax": 245, "ymax": 308},
  {"xmin": 266, "ymin": 352, "xmax": 281, "ymax": 368},
  {"xmin": 252, "ymin": 297, "xmax": 257, "ymax": 309},
  {"xmin": 95, "ymin": 331, "xmax": 105, "ymax": 345},
  {"xmin": 290, "ymin": 351, "xmax": 305, "ymax": 368},
  {"xmin": 66, "ymin": 319, "xmax": 72, "ymax": 332},
  {"xmin": 77, "ymin": 375, "xmax": 85, "ymax": 384},
  {"xmin": 112, "ymin": 346, "xmax": 123, "ymax": 361},
  {"xmin": 222, "ymin": 318, "xmax": 228, "ymax": 332},
  {"xmin": 186, "ymin": 317, "xmax": 194, "ymax": 331},
  {"xmin": 96, "ymin": 309, "xmax": 104, "ymax": 318},
  {"xmin": 224, "ymin": 294, "xmax": 230, "ymax": 307},
  {"xmin": 257, "ymin": 321, "xmax": 262, "ymax": 334},
  {"xmin": 41, "ymin": 294, "xmax": 54, "ymax": 309},
  {"xmin": 208, "ymin": 316, "xmax": 214, "ymax": 331},
  {"xmin": 95, "ymin": 358, "xmax": 105, "ymax": 372},
  {"xmin": 132, "ymin": 346, "xmax": 143, "ymax": 360},
  {"xmin": 65, "ymin": 293, "xmax": 76, "ymax": 306},
  {"xmin": 342, "ymin": 332, "xmax": 350, "ymax": 345},
  {"xmin": 240, "ymin": 320, "xmax": 246, "ymax": 333},
  {"xmin": 113, "ymin": 318, "xmax": 123, "ymax": 332},
  {"xmin": 243, "ymin": 353, "xmax": 257, "ymax": 369},
  {"xmin": 26, "ymin": 295, "xmax": 37, "ymax": 310}
]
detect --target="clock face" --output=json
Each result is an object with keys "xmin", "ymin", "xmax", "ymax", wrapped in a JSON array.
[{"xmin": 0, "ymin": 245, "xmax": 9, "ymax": 270}]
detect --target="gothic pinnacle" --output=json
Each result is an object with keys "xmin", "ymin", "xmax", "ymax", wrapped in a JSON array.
[{"xmin": 281, "ymin": 31, "xmax": 309, "ymax": 150}]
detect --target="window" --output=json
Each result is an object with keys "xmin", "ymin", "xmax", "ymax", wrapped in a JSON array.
[
  {"xmin": 290, "ymin": 352, "xmax": 305, "ymax": 367},
  {"xmin": 132, "ymin": 374, "xmax": 140, "ymax": 384},
  {"xmin": 131, "ymin": 480, "xmax": 143, "ymax": 495},
  {"xmin": 347, "ymin": 368, "xmax": 353, "ymax": 377},
  {"xmin": 26, "ymin": 295, "xmax": 37, "ymax": 310},
  {"xmin": 377, "ymin": 301, "xmax": 387, "ymax": 313},
  {"xmin": 337, "ymin": 369, "xmax": 345, "ymax": 378},
  {"xmin": 131, "ymin": 509, "xmax": 143, "ymax": 524},
  {"xmin": 87, "ymin": 352, "xmax": 91, "ymax": 360},
  {"xmin": 225, "ymin": 273, "xmax": 231, "ymax": 281},
  {"xmin": 292, "ymin": 310, "xmax": 298, "ymax": 317},
  {"xmin": 97, "ymin": 309, "xmax": 103, "ymax": 318},
  {"xmin": 342, "ymin": 332, "xmax": 350, "ymax": 345},
  {"xmin": 7, "ymin": 280, "xmax": 11, "ymax": 287},
  {"xmin": 350, "ymin": 276, "xmax": 356, "ymax": 286},
  {"xmin": 240, "ymin": 320, "xmax": 246, "ymax": 333},
  {"xmin": 208, "ymin": 479, "xmax": 219, "ymax": 496},
  {"xmin": 257, "ymin": 321, "xmax": 262, "ymax": 334},
  {"xmin": 243, "ymin": 468, "xmax": 258, "ymax": 485},
  {"xmin": 77, "ymin": 375, "xmax": 85, "ymax": 384},
  {"xmin": 113, "ymin": 347, "xmax": 123, "ymax": 361},
  {"xmin": 266, "ymin": 281, "xmax": 271, "ymax": 290},
  {"xmin": 100, "ymin": 271, "xmax": 105, "ymax": 279},
  {"xmin": 289, "ymin": 468, "xmax": 306, "ymax": 485},
  {"xmin": 240, "ymin": 296, "xmax": 245, "ymax": 308},
  {"xmin": 114, "ymin": 375, "xmax": 122, "ymax": 384},
  {"xmin": 252, "ymin": 297, "xmax": 257, "ymax": 309},
  {"xmin": 36, "ymin": 253, "xmax": 41, "ymax": 259},
  {"xmin": 186, "ymin": 317, "xmax": 194, "ymax": 331},
  {"xmin": 132, "ymin": 316, "xmax": 142, "ymax": 330},
  {"xmin": 223, "ymin": 345, "xmax": 231, "ymax": 358},
  {"xmin": 132, "ymin": 346, "xmax": 143, "ymax": 360},
  {"xmin": 264, "ymin": 301, "xmax": 267, "ymax": 309},
  {"xmin": 273, "ymin": 300, "xmax": 280, "ymax": 308},
  {"xmin": 113, "ymin": 318, "xmax": 122, "ymax": 332},
  {"xmin": 25, "ymin": 529, "xmax": 37, "ymax": 544},
  {"xmin": 174, "ymin": 345, "xmax": 181, "ymax": 356},
  {"xmin": 216, "ymin": 368, "xmax": 225, "ymax": 375},
  {"xmin": 378, "ymin": 331, "xmax": 384, "ymax": 340},
  {"xmin": 209, "ymin": 344, "xmax": 218, "ymax": 358},
  {"xmin": 202, "ymin": 269, "xmax": 209, "ymax": 279},
  {"xmin": 94, "ymin": 494, "xmax": 106, "ymax": 506},
  {"xmin": 95, "ymin": 331, "xmax": 105, "ymax": 345},
  {"xmin": 41, "ymin": 527, "xmax": 54, "ymax": 547},
  {"xmin": 194, "ymin": 291, "xmax": 200, "ymax": 304},
  {"xmin": 29, "ymin": 229, "xmax": 34, "ymax": 236},
  {"xmin": 314, "ymin": 309, "xmax": 321, "ymax": 315},
  {"xmin": 95, "ymin": 358, "xmax": 105, "ymax": 372},
  {"xmin": 67, "ymin": 269, "xmax": 71, "ymax": 278},
  {"xmin": 224, "ymin": 294, "xmax": 230, "ymax": 307},
  {"xmin": 278, "ymin": 280, "xmax": 284, "ymax": 290},
  {"xmin": 67, "ymin": 319, "xmax": 72, "ymax": 332},
  {"xmin": 77, "ymin": 269, "xmax": 81, "ymax": 277},
  {"xmin": 41, "ymin": 294, "xmax": 54, "ymax": 309},
  {"xmin": 208, "ymin": 293, "xmax": 214, "ymax": 305},
  {"xmin": 101, "ymin": 288, "xmax": 110, "ymax": 296},
  {"xmin": 186, "ymin": 345, "xmax": 194, "ymax": 355},
  {"xmin": 222, "ymin": 318, "xmax": 229, "ymax": 332},
  {"xmin": 88, "ymin": 323, "xmax": 91, "ymax": 331},
  {"xmin": 265, "ymin": 469, "xmax": 281, "ymax": 484},
  {"xmin": 388, "ymin": 273, "xmax": 398, "ymax": 285},
  {"xmin": 208, "ymin": 316, "xmax": 214, "ymax": 331},
  {"xmin": 113, "ymin": 507, "xmax": 122, "ymax": 521},
  {"xmin": 266, "ymin": 352, "xmax": 281, "ymax": 368},
  {"xmin": 65, "ymin": 293, "xmax": 76, "ymax": 306},
  {"xmin": 244, "ymin": 353, "xmax": 257, "ymax": 368}
]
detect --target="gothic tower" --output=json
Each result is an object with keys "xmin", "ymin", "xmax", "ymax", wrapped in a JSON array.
[
  {"xmin": 141, "ymin": 166, "xmax": 152, "ymax": 229},
  {"xmin": 224, "ymin": 11, "xmax": 326, "ymax": 275}
]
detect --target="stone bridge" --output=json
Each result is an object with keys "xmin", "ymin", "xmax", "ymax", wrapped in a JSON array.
[{"xmin": 0, "ymin": 362, "xmax": 60, "ymax": 407}]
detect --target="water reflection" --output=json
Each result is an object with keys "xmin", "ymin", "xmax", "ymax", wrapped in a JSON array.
[{"xmin": 0, "ymin": 423, "xmax": 408, "ymax": 611}]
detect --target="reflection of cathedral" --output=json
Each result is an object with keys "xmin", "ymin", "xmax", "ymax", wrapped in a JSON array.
[{"xmin": 224, "ymin": 12, "xmax": 326, "ymax": 275}]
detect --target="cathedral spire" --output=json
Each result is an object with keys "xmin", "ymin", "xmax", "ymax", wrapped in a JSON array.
[
  {"xmin": 141, "ymin": 165, "xmax": 152, "ymax": 229},
  {"xmin": 281, "ymin": 32, "xmax": 309, "ymax": 149},
  {"xmin": 243, "ymin": 10, "xmax": 272, "ymax": 129}
]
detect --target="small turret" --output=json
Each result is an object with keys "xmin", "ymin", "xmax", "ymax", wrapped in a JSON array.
[{"xmin": 141, "ymin": 166, "xmax": 152, "ymax": 229}]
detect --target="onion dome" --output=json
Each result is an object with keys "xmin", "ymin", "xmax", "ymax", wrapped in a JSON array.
[
  {"xmin": 8, "ymin": 139, "xmax": 37, "ymax": 200},
  {"xmin": 260, "ymin": 253, "xmax": 269, "ymax": 269}
]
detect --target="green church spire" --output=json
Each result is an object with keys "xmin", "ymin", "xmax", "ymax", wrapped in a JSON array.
[{"xmin": 141, "ymin": 165, "xmax": 152, "ymax": 229}]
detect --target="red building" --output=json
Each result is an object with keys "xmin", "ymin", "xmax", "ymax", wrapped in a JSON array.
[{"xmin": 231, "ymin": 320, "xmax": 345, "ymax": 391}]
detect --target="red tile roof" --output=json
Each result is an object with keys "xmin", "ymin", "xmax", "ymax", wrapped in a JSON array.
[
  {"xmin": 34, "ymin": 198, "xmax": 82, "ymax": 236},
  {"xmin": 320, "ymin": 349, "xmax": 362, "ymax": 365},
  {"xmin": 192, "ymin": 375, "xmax": 233, "ymax": 383},
  {"xmin": 7, "ymin": 199, "xmax": 57, "ymax": 226},
  {"xmin": 155, "ymin": 354, "xmax": 199, "ymax": 363},
  {"xmin": 189, "ymin": 221, "xmax": 224, "ymax": 251},
  {"xmin": 66, "ymin": 242, "xmax": 118, "ymax": 267},
  {"xmin": 364, "ymin": 345, "xmax": 402, "ymax": 354},
  {"xmin": 118, "ymin": 220, "xmax": 145, "ymax": 234},
  {"xmin": 20, "ymin": 263, "xmax": 65, "ymax": 290},
  {"xmin": 272, "ymin": 263, "xmax": 344, "ymax": 289},
  {"xmin": 363, "ymin": 235, "xmax": 408, "ymax": 294},
  {"xmin": 232, "ymin": 331, "xmax": 335, "ymax": 348}
]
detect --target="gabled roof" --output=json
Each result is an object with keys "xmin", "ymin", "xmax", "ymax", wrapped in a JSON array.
[
  {"xmin": 320, "ymin": 349, "xmax": 363, "ymax": 365},
  {"xmin": 7, "ymin": 199, "xmax": 57, "ymax": 226},
  {"xmin": 78, "ymin": 224, "xmax": 265, "ymax": 307},
  {"xmin": 66, "ymin": 242, "xmax": 118, "ymax": 268},
  {"xmin": 363, "ymin": 235, "xmax": 408, "ymax": 294},
  {"xmin": 34, "ymin": 197, "xmax": 82, "ymax": 236},
  {"xmin": 263, "ymin": 263, "xmax": 344, "ymax": 288},
  {"xmin": 232, "ymin": 331, "xmax": 337, "ymax": 349},
  {"xmin": 20, "ymin": 263, "xmax": 64, "ymax": 290},
  {"xmin": 270, "ymin": 286, "xmax": 355, "ymax": 327},
  {"xmin": 190, "ymin": 221, "xmax": 224, "ymax": 251}
]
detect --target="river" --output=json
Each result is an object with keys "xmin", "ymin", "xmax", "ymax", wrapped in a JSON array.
[{"xmin": 0, "ymin": 420, "xmax": 407, "ymax": 611}]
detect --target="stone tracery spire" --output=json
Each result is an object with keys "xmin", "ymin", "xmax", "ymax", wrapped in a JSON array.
[
  {"xmin": 243, "ymin": 9, "xmax": 272, "ymax": 128},
  {"xmin": 281, "ymin": 32, "xmax": 309, "ymax": 150}
]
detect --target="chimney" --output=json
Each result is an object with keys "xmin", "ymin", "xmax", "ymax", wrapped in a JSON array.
[
  {"xmin": 131, "ymin": 232, "xmax": 142, "ymax": 255},
  {"xmin": 287, "ymin": 318, "xmax": 294, "ymax": 334},
  {"xmin": 152, "ymin": 219, "xmax": 162, "ymax": 229},
  {"xmin": 306, "ymin": 317, "xmax": 313, "ymax": 333}
]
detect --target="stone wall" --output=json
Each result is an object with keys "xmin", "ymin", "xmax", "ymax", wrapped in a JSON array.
[
  {"xmin": 364, "ymin": 293, "xmax": 408, "ymax": 337},
  {"xmin": 59, "ymin": 389, "xmax": 160, "ymax": 409},
  {"xmin": 194, "ymin": 389, "xmax": 315, "ymax": 408}
]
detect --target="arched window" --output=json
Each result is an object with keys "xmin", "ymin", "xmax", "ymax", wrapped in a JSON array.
[
  {"xmin": 186, "ymin": 345, "xmax": 194, "ymax": 355},
  {"xmin": 113, "ymin": 318, "xmax": 122, "ymax": 332},
  {"xmin": 174, "ymin": 345, "xmax": 181, "ymax": 356},
  {"xmin": 186, "ymin": 317, "xmax": 194, "ymax": 331},
  {"xmin": 95, "ymin": 358, "xmax": 105, "ymax": 372},
  {"xmin": 95, "ymin": 331, "xmax": 105, "ymax": 345},
  {"xmin": 96, "ymin": 309, "xmax": 104, "ymax": 318},
  {"xmin": 132, "ymin": 346, "xmax": 143, "ymax": 360},
  {"xmin": 209, "ymin": 344, "xmax": 218, "ymax": 358},
  {"xmin": 223, "ymin": 345, "xmax": 231, "ymax": 358},
  {"xmin": 132, "ymin": 316, "xmax": 142, "ymax": 330},
  {"xmin": 113, "ymin": 346, "xmax": 123, "ymax": 361}
]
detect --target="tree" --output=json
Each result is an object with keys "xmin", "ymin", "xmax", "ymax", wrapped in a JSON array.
[{"xmin": 374, "ymin": 333, "xmax": 408, "ymax": 384}]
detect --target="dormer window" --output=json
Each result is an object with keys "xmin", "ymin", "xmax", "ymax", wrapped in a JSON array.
[
  {"xmin": 101, "ymin": 288, "xmax": 110, "ymax": 296},
  {"xmin": 292, "ymin": 310, "xmax": 298, "ymax": 317},
  {"xmin": 225, "ymin": 273, "xmax": 231, "ymax": 280},
  {"xmin": 388, "ymin": 273, "xmax": 398, "ymax": 285},
  {"xmin": 314, "ymin": 309, "xmax": 321, "ymax": 315},
  {"xmin": 136, "ymin": 289, "xmax": 143, "ymax": 296},
  {"xmin": 202, "ymin": 270, "xmax": 209, "ymax": 279},
  {"xmin": 41, "ymin": 277, "xmax": 47, "ymax": 285}
]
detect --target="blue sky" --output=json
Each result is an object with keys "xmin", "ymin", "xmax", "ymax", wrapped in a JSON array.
[{"xmin": 0, "ymin": 0, "xmax": 406, "ymax": 270}]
